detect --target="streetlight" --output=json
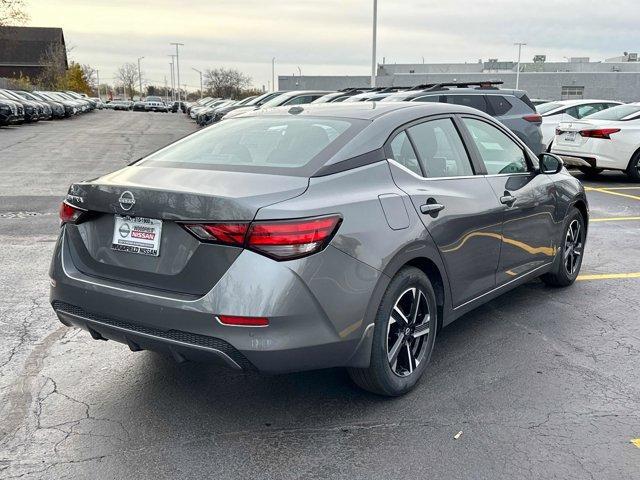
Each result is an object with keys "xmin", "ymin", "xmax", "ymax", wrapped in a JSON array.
[
  {"xmin": 371, "ymin": 0, "xmax": 378, "ymax": 88},
  {"xmin": 192, "ymin": 67, "xmax": 203, "ymax": 99},
  {"xmin": 137, "ymin": 56, "xmax": 144, "ymax": 99},
  {"xmin": 514, "ymin": 42, "xmax": 526, "ymax": 90},
  {"xmin": 271, "ymin": 57, "xmax": 276, "ymax": 92},
  {"xmin": 170, "ymin": 42, "xmax": 184, "ymax": 104},
  {"xmin": 96, "ymin": 69, "xmax": 100, "ymax": 100},
  {"xmin": 168, "ymin": 54, "xmax": 176, "ymax": 102}
]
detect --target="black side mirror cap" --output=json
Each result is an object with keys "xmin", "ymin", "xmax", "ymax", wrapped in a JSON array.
[{"xmin": 538, "ymin": 153, "xmax": 564, "ymax": 174}]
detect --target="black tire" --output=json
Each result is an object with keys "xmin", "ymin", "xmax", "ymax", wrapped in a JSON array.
[
  {"xmin": 578, "ymin": 166, "xmax": 604, "ymax": 178},
  {"xmin": 541, "ymin": 208, "xmax": 585, "ymax": 287},
  {"xmin": 626, "ymin": 151, "xmax": 640, "ymax": 181},
  {"xmin": 348, "ymin": 267, "xmax": 437, "ymax": 396}
]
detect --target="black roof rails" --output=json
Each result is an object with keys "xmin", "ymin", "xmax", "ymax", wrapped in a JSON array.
[{"xmin": 409, "ymin": 80, "xmax": 504, "ymax": 92}]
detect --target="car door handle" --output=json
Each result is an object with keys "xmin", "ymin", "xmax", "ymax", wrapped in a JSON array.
[
  {"xmin": 500, "ymin": 194, "xmax": 517, "ymax": 206},
  {"xmin": 420, "ymin": 202, "xmax": 445, "ymax": 215}
]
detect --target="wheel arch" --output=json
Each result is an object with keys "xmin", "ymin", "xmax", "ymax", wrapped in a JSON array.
[{"xmin": 626, "ymin": 146, "xmax": 640, "ymax": 172}]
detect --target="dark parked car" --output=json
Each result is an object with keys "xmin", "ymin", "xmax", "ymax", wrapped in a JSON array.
[
  {"xmin": 171, "ymin": 101, "xmax": 187, "ymax": 113},
  {"xmin": 225, "ymin": 90, "xmax": 332, "ymax": 119},
  {"xmin": 34, "ymin": 91, "xmax": 76, "ymax": 117},
  {"xmin": 14, "ymin": 90, "xmax": 65, "ymax": 119},
  {"xmin": 0, "ymin": 89, "xmax": 39, "ymax": 122},
  {"xmin": 0, "ymin": 98, "xmax": 22, "ymax": 125},
  {"xmin": 133, "ymin": 101, "xmax": 146, "ymax": 112},
  {"xmin": 208, "ymin": 91, "xmax": 286, "ymax": 124},
  {"xmin": 50, "ymin": 102, "xmax": 587, "ymax": 396},
  {"xmin": 382, "ymin": 81, "xmax": 544, "ymax": 154}
]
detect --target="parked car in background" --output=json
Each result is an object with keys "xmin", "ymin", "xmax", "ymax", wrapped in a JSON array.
[
  {"xmin": 90, "ymin": 98, "xmax": 104, "ymax": 109},
  {"xmin": 51, "ymin": 101, "xmax": 587, "ymax": 396},
  {"xmin": 536, "ymin": 99, "xmax": 623, "ymax": 150},
  {"xmin": 171, "ymin": 101, "xmax": 187, "ymax": 113},
  {"xmin": 382, "ymin": 81, "xmax": 544, "ymax": 154},
  {"xmin": 14, "ymin": 90, "xmax": 64, "ymax": 119},
  {"xmin": 0, "ymin": 89, "xmax": 39, "ymax": 122},
  {"xmin": 551, "ymin": 102, "xmax": 640, "ymax": 179},
  {"xmin": 209, "ymin": 91, "xmax": 287, "ymax": 123},
  {"xmin": 225, "ymin": 90, "xmax": 332, "ymax": 119},
  {"xmin": 196, "ymin": 100, "xmax": 237, "ymax": 126},
  {"xmin": 531, "ymin": 98, "xmax": 552, "ymax": 106},
  {"xmin": 189, "ymin": 98, "xmax": 225, "ymax": 119},
  {"xmin": 108, "ymin": 100, "xmax": 133, "ymax": 111},
  {"xmin": 312, "ymin": 89, "xmax": 373, "ymax": 103},
  {"xmin": 145, "ymin": 96, "xmax": 168, "ymax": 112},
  {"xmin": 34, "ymin": 91, "xmax": 76, "ymax": 117},
  {"xmin": 0, "ymin": 97, "xmax": 22, "ymax": 125},
  {"xmin": 64, "ymin": 91, "xmax": 97, "ymax": 110},
  {"xmin": 343, "ymin": 87, "xmax": 409, "ymax": 103},
  {"xmin": 133, "ymin": 101, "xmax": 147, "ymax": 112},
  {"xmin": 186, "ymin": 96, "xmax": 214, "ymax": 115}
]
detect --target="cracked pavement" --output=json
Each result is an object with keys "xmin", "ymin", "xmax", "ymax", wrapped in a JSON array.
[{"xmin": 0, "ymin": 111, "xmax": 639, "ymax": 479}]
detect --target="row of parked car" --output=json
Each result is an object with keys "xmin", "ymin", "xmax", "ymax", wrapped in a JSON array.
[
  {"xmin": 184, "ymin": 84, "xmax": 640, "ymax": 180},
  {"xmin": 0, "ymin": 89, "xmax": 102, "ymax": 126},
  {"xmin": 105, "ymin": 98, "xmax": 187, "ymax": 113}
]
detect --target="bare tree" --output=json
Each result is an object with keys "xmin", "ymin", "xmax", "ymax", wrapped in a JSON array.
[
  {"xmin": 37, "ymin": 42, "xmax": 68, "ymax": 89},
  {"xmin": 204, "ymin": 67, "xmax": 251, "ymax": 99},
  {"xmin": 0, "ymin": 0, "xmax": 29, "ymax": 25},
  {"xmin": 81, "ymin": 64, "xmax": 96, "ymax": 91},
  {"xmin": 116, "ymin": 62, "xmax": 139, "ymax": 100}
]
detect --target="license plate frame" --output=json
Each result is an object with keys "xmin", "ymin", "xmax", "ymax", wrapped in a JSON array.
[
  {"xmin": 111, "ymin": 215, "xmax": 162, "ymax": 257},
  {"xmin": 565, "ymin": 131, "xmax": 577, "ymax": 142}
]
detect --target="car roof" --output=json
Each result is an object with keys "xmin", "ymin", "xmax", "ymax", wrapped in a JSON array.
[
  {"xmin": 234, "ymin": 100, "xmax": 485, "ymax": 121},
  {"xmin": 546, "ymin": 99, "xmax": 622, "ymax": 107}
]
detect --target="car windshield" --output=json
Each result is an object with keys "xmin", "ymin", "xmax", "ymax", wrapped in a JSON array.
[
  {"xmin": 586, "ymin": 104, "xmax": 640, "ymax": 121},
  {"xmin": 1, "ymin": 90, "xmax": 22, "ymax": 101},
  {"xmin": 146, "ymin": 96, "xmax": 162, "ymax": 102},
  {"xmin": 139, "ymin": 116, "xmax": 364, "ymax": 176},
  {"xmin": 260, "ymin": 94, "xmax": 297, "ymax": 108},
  {"xmin": 536, "ymin": 102, "xmax": 563, "ymax": 115}
]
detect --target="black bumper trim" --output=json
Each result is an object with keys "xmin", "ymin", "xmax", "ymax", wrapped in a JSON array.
[{"xmin": 52, "ymin": 301, "xmax": 256, "ymax": 371}]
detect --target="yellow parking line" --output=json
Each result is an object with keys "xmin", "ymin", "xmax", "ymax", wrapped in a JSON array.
[
  {"xmin": 590, "ymin": 216, "xmax": 640, "ymax": 223},
  {"xmin": 585, "ymin": 187, "xmax": 640, "ymax": 201},
  {"xmin": 631, "ymin": 439, "xmax": 640, "ymax": 449},
  {"xmin": 600, "ymin": 187, "xmax": 640, "ymax": 190},
  {"xmin": 577, "ymin": 272, "xmax": 640, "ymax": 281}
]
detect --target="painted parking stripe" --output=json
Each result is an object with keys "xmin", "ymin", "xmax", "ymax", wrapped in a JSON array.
[
  {"xmin": 584, "ymin": 186, "xmax": 640, "ymax": 191},
  {"xmin": 631, "ymin": 439, "xmax": 640, "ymax": 449},
  {"xmin": 584, "ymin": 187, "xmax": 640, "ymax": 201},
  {"xmin": 577, "ymin": 272, "xmax": 640, "ymax": 281},
  {"xmin": 590, "ymin": 216, "xmax": 640, "ymax": 223}
]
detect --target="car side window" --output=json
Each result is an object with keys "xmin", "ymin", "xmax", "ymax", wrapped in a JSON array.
[
  {"xmin": 462, "ymin": 118, "xmax": 528, "ymax": 175},
  {"xmin": 486, "ymin": 95, "xmax": 513, "ymax": 116},
  {"xmin": 389, "ymin": 131, "xmax": 422, "ymax": 176},
  {"xmin": 407, "ymin": 119, "xmax": 474, "ymax": 178},
  {"xmin": 576, "ymin": 103, "xmax": 602, "ymax": 118},
  {"xmin": 443, "ymin": 95, "xmax": 488, "ymax": 113},
  {"xmin": 412, "ymin": 95, "xmax": 441, "ymax": 103},
  {"xmin": 284, "ymin": 95, "xmax": 315, "ymax": 106}
]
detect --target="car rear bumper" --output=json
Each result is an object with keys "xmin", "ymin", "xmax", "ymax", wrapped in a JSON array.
[
  {"xmin": 552, "ymin": 143, "xmax": 629, "ymax": 171},
  {"xmin": 49, "ymin": 229, "xmax": 380, "ymax": 373}
]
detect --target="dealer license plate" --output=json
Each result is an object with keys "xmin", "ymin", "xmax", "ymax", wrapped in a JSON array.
[{"xmin": 111, "ymin": 216, "xmax": 162, "ymax": 257}]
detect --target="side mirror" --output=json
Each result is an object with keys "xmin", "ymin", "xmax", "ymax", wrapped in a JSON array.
[{"xmin": 538, "ymin": 153, "xmax": 563, "ymax": 174}]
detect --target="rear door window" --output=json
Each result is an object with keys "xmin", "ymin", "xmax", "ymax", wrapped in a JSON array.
[
  {"xmin": 486, "ymin": 95, "xmax": 513, "ymax": 115},
  {"xmin": 389, "ymin": 131, "xmax": 422, "ymax": 175},
  {"xmin": 408, "ymin": 119, "xmax": 474, "ymax": 178},
  {"xmin": 412, "ymin": 95, "xmax": 441, "ymax": 103},
  {"xmin": 443, "ymin": 94, "xmax": 488, "ymax": 113},
  {"xmin": 462, "ymin": 118, "xmax": 528, "ymax": 175}
]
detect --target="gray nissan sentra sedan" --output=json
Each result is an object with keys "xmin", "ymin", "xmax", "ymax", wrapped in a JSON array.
[{"xmin": 50, "ymin": 102, "xmax": 588, "ymax": 396}]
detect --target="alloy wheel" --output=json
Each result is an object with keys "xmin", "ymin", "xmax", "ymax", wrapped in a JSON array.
[
  {"xmin": 386, "ymin": 287, "xmax": 431, "ymax": 377},
  {"xmin": 564, "ymin": 219, "xmax": 583, "ymax": 276}
]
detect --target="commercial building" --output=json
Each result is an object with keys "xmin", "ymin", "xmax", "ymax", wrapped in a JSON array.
[
  {"xmin": 0, "ymin": 26, "xmax": 68, "ymax": 80},
  {"xmin": 279, "ymin": 54, "xmax": 640, "ymax": 102}
]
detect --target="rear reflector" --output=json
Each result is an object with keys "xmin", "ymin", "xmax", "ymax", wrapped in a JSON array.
[
  {"xmin": 579, "ymin": 128, "xmax": 620, "ymax": 139},
  {"xmin": 217, "ymin": 315, "xmax": 269, "ymax": 327},
  {"xmin": 59, "ymin": 202, "xmax": 83, "ymax": 225},
  {"xmin": 183, "ymin": 215, "xmax": 342, "ymax": 261},
  {"xmin": 523, "ymin": 114, "xmax": 542, "ymax": 123}
]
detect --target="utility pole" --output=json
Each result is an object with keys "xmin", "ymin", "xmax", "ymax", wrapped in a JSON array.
[
  {"xmin": 96, "ymin": 69, "xmax": 100, "ymax": 100},
  {"xmin": 169, "ymin": 62, "xmax": 174, "ymax": 101},
  {"xmin": 170, "ymin": 42, "xmax": 184, "ymax": 104},
  {"xmin": 271, "ymin": 57, "xmax": 276, "ymax": 91},
  {"xmin": 192, "ymin": 67, "xmax": 203, "ymax": 99},
  {"xmin": 137, "ymin": 56, "xmax": 144, "ymax": 99},
  {"xmin": 164, "ymin": 76, "xmax": 168, "ymax": 103},
  {"xmin": 514, "ymin": 42, "xmax": 526, "ymax": 90},
  {"xmin": 371, "ymin": 0, "xmax": 378, "ymax": 87}
]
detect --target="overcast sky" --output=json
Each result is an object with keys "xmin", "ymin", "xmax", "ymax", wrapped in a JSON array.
[{"xmin": 27, "ymin": 0, "xmax": 640, "ymax": 91}]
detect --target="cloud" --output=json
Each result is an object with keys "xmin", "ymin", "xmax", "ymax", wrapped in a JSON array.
[{"xmin": 27, "ymin": 0, "xmax": 640, "ymax": 89}]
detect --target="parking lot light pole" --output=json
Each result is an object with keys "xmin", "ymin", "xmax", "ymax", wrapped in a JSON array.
[
  {"xmin": 514, "ymin": 42, "xmax": 526, "ymax": 90},
  {"xmin": 192, "ymin": 68, "xmax": 203, "ymax": 99},
  {"xmin": 271, "ymin": 57, "xmax": 276, "ymax": 92},
  {"xmin": 371, "ymin": 0, "xmax": 377, "ymax": 88},
  {"xmin": 137, "ymin": 56, "xmax": 144, "ymax": 99},
  {"xmin": 170, "ymin": 43, "xmax": 184, "ymax": 105},
  {"xmin": 96, "ymin": 69, "xmax": 100, "ymax": 100}
]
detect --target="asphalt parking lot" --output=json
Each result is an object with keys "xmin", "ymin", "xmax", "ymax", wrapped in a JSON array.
[{"xmin": 1, "ymin": 111, "xmax": 639, "ymax": 479}]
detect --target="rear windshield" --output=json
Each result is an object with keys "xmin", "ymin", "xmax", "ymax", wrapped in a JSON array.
[
  {"xmin": 536, "ymin": 102, "xmax": 563, "ymax": 115},
  {"xmin": 146, "ymin": 96, "xmax": 162, "ymax": 102},
  {"xmin": 139, "ymin": 116, "xmax": 365, "ymax": 176},
  {"xmin": 586, "ymin": 104, "xmax": 640, "ymax": 121}
]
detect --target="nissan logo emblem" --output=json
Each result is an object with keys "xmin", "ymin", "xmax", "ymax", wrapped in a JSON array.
[{"xmin": 118, "ymin": 191, "xmax": 135, "ymax": 211}]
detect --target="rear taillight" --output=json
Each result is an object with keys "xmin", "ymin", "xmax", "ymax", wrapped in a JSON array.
[
  {"xmin": 183, "ymin": 215, "xmax": 342, "ymax": 261},
  {"xmin": 555, "ymin": 127, "xmax": 565, "ymax": 136},
  {"xmin": 523, "ymin": 114, "xmax": 542, "ymax": 123},
  {"xmin": 579, "ymin": 128, "xmax": 620, "ymax": 139},
  {"xmin": 59, "ymin": 202, "xmax": 83, "ymax": 225}
]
